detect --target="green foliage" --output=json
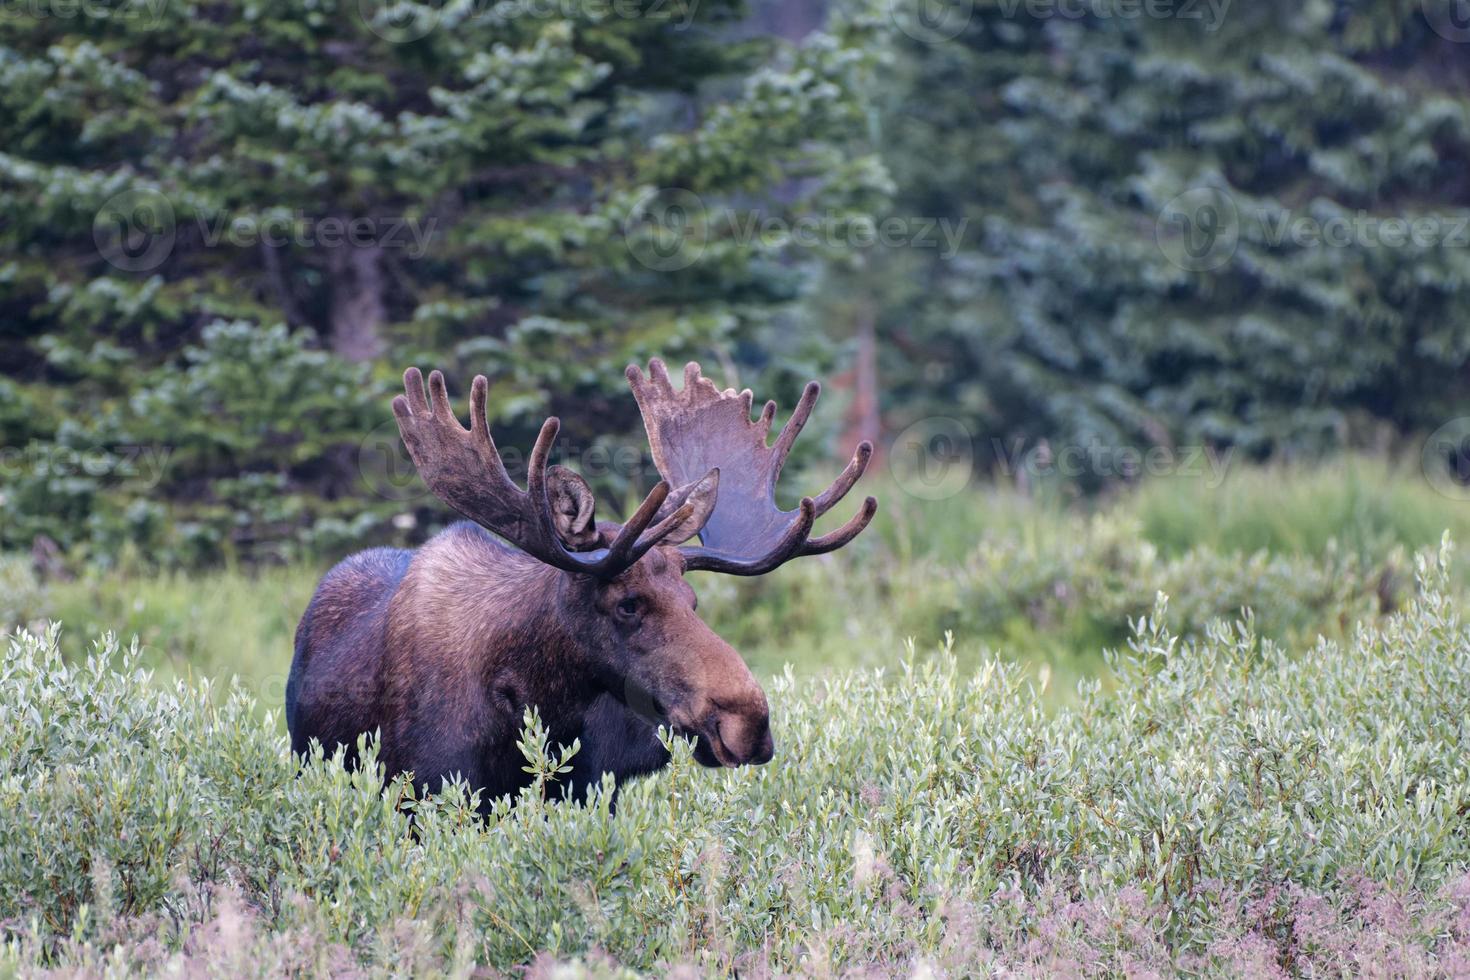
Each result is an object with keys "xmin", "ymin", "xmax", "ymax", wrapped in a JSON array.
[
  {"xmin": 9, "ymin": 561, "xmax": 318, "ymax": 706},
  {"xmin": 869, "ymin": 1, "xmax": 1470, "ymax": 465},
  {"xmin": 7, "ymin": 458, "xmax": 1455, "ymax": 718},
  {"xmin": 0, "ymin": 0, "xmax": 887, "ymax": 567},
  {"xmin": 0, "ymin": 555, "xmax": 45, "ymax": 634},
  {"xmin": 1129, "ymin": 456, "xmax": 1470, "ymax": 565},
  {"xmin": 706, "ymin": 503, "xmax": 1399, "ymax": 698},
  {"xmin": 3, "ymin": 541, "xmax": 1469, "ymax": 973},
  {"xmin": 0, "ymin": 320, "xmax": 390, "ymax": 565}
]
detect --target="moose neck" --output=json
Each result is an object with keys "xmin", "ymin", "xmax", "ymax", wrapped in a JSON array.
[{"xmin": 394, "ymin": 522, "xmax": 603, "ymax": 731}]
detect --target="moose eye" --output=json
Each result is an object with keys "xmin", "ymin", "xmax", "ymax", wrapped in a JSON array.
[{"xmin": 615, "ymin": 597, "xmax": 641, "ymax": 620}]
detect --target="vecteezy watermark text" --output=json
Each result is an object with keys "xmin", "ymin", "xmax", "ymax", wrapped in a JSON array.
[
  {"xmin": 994, "ymin": 437, "xmax": 1236, "ymax": 487},
  {"xmin": 624, "ymin": 188, "xmax": 968, "ymax": 272},
  {"xmin": 0, "ymin": 443, "xmax": 174, "ymax": 488},
  {"xmin": 0, "ymin": 0, "xmax": 168, "ymax": 27},
  {"xmin": 93, "ymin": 189, "xmax": 437, "ymax": 272},
  {"xmin": 997, "ymin": 0, "xmax": 1229, "ymax": 26},
  {"xmin": 884, "ymin": 418, "xmax": 1237, "ymax": 500},
  {"xmin": 1157, "ymin": 187, "xmax": 1470, "ymax": 271},
  {"xmin": 887, "ymin": 0, "xmax": 1229, "ymax": 44},
  {"xmin": 196, "ymin": 212, "xmax": 436, "ymax": 257}
]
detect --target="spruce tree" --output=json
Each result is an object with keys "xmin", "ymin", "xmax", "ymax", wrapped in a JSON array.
[{"xmin": 0, "ymin": 0, "xmax": 884, "ymax": 562}]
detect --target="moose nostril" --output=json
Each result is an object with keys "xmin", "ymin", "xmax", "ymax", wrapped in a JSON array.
[
  {"xmin": 731, "ymin": 713, "xmax": 773, "ymax": 766},
  {"xmin": 753, "ymin": 727, "xmax": 775, "ymax": 765}
]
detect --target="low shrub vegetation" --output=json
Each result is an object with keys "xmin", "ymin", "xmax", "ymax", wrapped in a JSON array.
[
  {"xmin": 2, "ymin": 539, "xmax": 1468, "ymax": 975},
  {"xmin": 4, "ymin": 460, "xmax": 1446, "ymax": 713}
]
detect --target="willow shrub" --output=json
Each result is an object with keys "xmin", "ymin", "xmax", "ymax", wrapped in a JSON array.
[{"xmin": 2, "ymin": 541, "xmax": 1469, "ymax": 976}]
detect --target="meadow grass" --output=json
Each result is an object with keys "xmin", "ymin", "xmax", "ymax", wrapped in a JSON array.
[
  {"xmin": 3, "ymin": 458, "xmax": 1470, "ymax": 974},
  {"xmin": 3, "ymin": 540, "xmax": 1468, "ymax": 975},
  {"xmin": 1127, "ymin": 455, "xmax": 1470, "ymax": 563},
  {"xmin": 4, "ymin": 456, "xmax": 1461, "ymax": 719}
]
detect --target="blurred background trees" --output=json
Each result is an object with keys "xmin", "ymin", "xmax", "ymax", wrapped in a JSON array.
[
  {"xmin": 867, "ymin": 0, "xmax": 1470, "ymax": 475},
  {"xmin": 2, "ymin": 0, "xmax": 1469, "ymax": 568}
]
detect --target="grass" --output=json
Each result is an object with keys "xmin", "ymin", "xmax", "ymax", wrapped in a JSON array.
[
  {"xmin": 4, "ymin": 456, "xmax": 1470, "ymax": 974},
  {"xmin": 5, "ymin": 455, "xmax": 1462, "ymax": 722},
  {"xmin": 3, "ymin": 540, "xmax": 1469, "ymax": 974},
  {"xmin": 1127, "ymin": 455, "xmax": 1470, "ymax": 563},
  {"xmin": 32, "ymin": 563, "xmax": 317, "ymax": 713}
]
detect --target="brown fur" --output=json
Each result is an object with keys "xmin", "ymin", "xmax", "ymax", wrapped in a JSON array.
[{"xmin": 286, "ymin": 521, "xmax": 771, "ymax": 808}]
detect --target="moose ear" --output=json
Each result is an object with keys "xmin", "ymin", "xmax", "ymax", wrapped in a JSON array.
[
  {"xmin": 546, "ymin": 465, "xmax": 600, "ymax": 551},
  {"xmin": 652, "ymin": 468, "xmax": 719, "ymax": 547}
]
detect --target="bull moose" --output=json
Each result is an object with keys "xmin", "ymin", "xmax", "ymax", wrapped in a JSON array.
[{"xmin": 286, "ymin": 359, "xmax": 876, "ymax": 806}]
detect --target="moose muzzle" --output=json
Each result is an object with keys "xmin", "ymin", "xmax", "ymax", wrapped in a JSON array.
[{"xmin": 700, "ymin": 694, "xmax": 775, "ymax": 767}]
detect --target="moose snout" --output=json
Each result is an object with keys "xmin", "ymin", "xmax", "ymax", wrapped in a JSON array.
[{"xmin": 707, "ymin": 698, "xmax": 774, "ymax": 767}]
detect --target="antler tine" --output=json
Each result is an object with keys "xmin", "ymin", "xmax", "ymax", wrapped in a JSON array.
[
  {"xmin": 469, "ymin": 374, "xmax": 492, "ymax": 445},
  {"xmin": 803, "ymin": 495, "xmax": 878, "ymax": 555},
  {"xmin": 427, "ymin": 369, "xmax": 456, "ymax": 420},
  {"xmin": 756, "ymin": 399, "xmax": 776, "ymax": 437},
  {"xmin": 598, "ymin": 480, "xmax": 671, "ymax": 564},
  {"xmin": 400, "ymin": 367, "xmax": 430, "ymax": 414},
  {"xmin": 524, "ymin": 414, "xmax": 561, "ymax": 493},
  {"xmin": 811, "ymin": 440, "xmax": 873, "ymax": 518},
  {"xmin": 771, "ymin": 381, "xmax": 820, "ymax": 469},
  {"xmin": 522, "ymin": 415, "xmax": 564, "ymax": 557},
  {"xmin": 622, "ymin": 499, "xmax": 697, "ymax": 564},
  {"xmin": 649, "ymin": 358, "xmax": 675, "ymax": 394}
]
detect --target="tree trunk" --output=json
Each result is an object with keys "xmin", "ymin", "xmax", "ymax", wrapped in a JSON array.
[
  {"xmin": 843, "ymin": 297, "xmax": 882, "ymax": 464},
  {"xmin": 328, "ymin": 244, "xmax": 385, "ymax": 362}
]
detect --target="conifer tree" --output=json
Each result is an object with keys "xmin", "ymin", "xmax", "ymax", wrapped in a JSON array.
[
  {"xmin": 0, "ymin": 0, "xmax": 884, "ymax": 561},
  {"xmin": 875, "ymin": 1, "xmax": 1470, "ymax": 478}
]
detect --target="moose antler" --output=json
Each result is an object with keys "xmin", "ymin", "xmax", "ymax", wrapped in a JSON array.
[
  {"xmin": 627, "ymin": 359, "xmax": 877, "ymax": 575},
  {"xmin": 394, "ymin": 368, "xmax": 693, "ymax": 578}
]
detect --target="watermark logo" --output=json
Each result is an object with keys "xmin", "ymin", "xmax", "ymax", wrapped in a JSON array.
[
  {"xmin": 356, "ymin": 0, "xmax": 439, "ymax": 42},
  {"xmin": 889, "ymin": 417, "xmax": 975, "ymax": 500},
  {"xmin": 1156, "ymin": 187, "xmax": 1239, "ymax": 272},
  {"xmin": 888, "ymin": 0, "xmax": 973, "ymax": 43},
  {"xmin": 1423, "ymin": 0, "xmax": 1470, "ymax": 42},
  {"xmin": 624, "ymin": 188, "xmax": 708, "ymax": 272},
  {"xmin": 1422, "ymin": 417, "xmax": 1470, "ymax": 501},
  {"xmin": 93, "ymin": 189, "xmax": 176, "ymax": 272},
  {"xmin": 358, "ymin": 420, "xmax": 428, "ymax": 502}
]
